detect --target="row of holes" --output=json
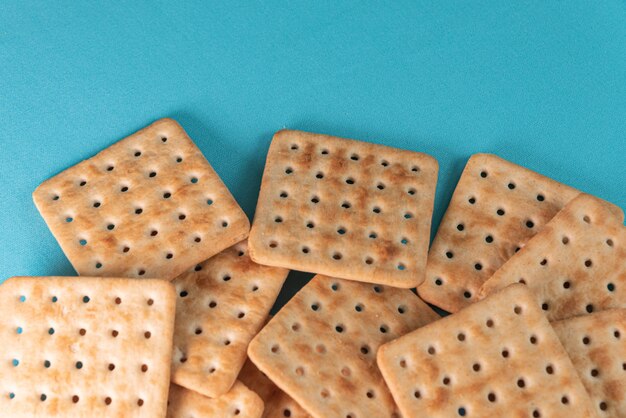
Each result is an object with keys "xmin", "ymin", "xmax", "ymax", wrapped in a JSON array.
[
  {"xmin": 267, "ymin": 242, "xmax": 408, "ymax": 270},
  {"xmin": 64, "ymin": 198, "xmax": 215, "ymax": 212},
  {"xmin": 287, "ymin": 144, "xmax": 421, "ymax": 173},
  {"xmin": 272, "ymin": 220, "xmax": 412, "ymax": 244},
  {"xmin": 17, "ymin": 295, "xmax": 155, "ymax": 305},
  {"xmin": 6, "ymin": 392, "xmax": 145, "ymax": 406},
  {"xmin": 14, "ymin": 326, "xmax": 154, "ymax": 339},
  {"xmin": 59, "ymin": 176, "xmax": 200, "ymax": 194},
  {"xmin": 10, "ymin": 359, "xmax": 150, "ymax": 373},
  {"xmin": 477, "ymin": 170, "xmax": 547, "ymax": 203}
]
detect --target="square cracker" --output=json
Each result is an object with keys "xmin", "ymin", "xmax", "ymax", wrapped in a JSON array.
[
  {"xmin": 171, "ymin": 241, "xmax": 288, "ymax": 398},
  {"xmin": 33, "ymin": 118, "xmax": 250, "ymax": 280},
  {"xmin": 239, "ymin": 357, "xmax": 311, "ymax": 418},
  {"xmin": 166, "ymin": 382, "xmax": 264, "ymax": 418},
  {"xmin": 0, "ymin": 276, "xmax": 176, "ymax": 418},
  {"xmin": 248, "ymin": 130, "xmax": 438, "ymax": 288},
  {"xmin": 247, "ymin": 274, "xmax": 440, "ymax": 418},
  {"xmin": 552, "ymin": 309, "xmax": 626, "ymax": 418},
  {"xmin": 378, "ymin": 284, "xmax": 597, "ymax": 418},
  {"xmin": 479, "ymin": 194, "xmax": 625, "ymax": 321},
  {"xmin": 418, "ymin": 153, "xmax": 580, "ymax": 312}
]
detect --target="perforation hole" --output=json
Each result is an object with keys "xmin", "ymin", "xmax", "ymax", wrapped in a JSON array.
[
  {"xmin": 446, "ymin": 251, "xmax": 454, "ymax": 259},
  {"xmin": 563, "ymin": 281, "xmax": 571, "ymax": 289},
  {"xmin": 75, "ymin": 361, "xmax": 83, "ymax": 369},
  {"xmin": 586, "ymin": 304, "xmax": 594, "ymax": 313},
  {"xmin": 599, "ymin": 402, "xmax": 607, "ymax": 411},
  {"xmin": 501, "ymin": 349, "xmax": 510, "ymax": 358},
  {"xmin": 464, "ymin": 291, "xmax": 472, "ymax": 299},
  {"xmin": 584, "ymin": 259, "xmax": 592, "ymax": 268},
  {"xmin": 457, "ymin": 224, "xmax": 465, "ymax": 231},
  {"xmin": 355, "ymin": 304, "xmax": 363, "ymax": 312},
  {"xmin": 301, "ymin": 246, "xmax": 310, "ymax": 254},
  {"xmin": 105, "ymin": 397, "xmax": 112, "ymax": 405},
  {"xmin": 414, "ymin": 390, "xmax": 421, "ymax": 399},
  {"xmin": 404, "ymin": 212, "xmax": 413, "ymax": 219},
  {"xmin": 428, "ymin": 346, "xmax": 436, "ymax": 355},
  {"xmin": 360, "ymin": 345, "xmax": 370, "ymax": 355},
  {"xmin": 72, "ymin": 395, "xmax": 79, "ymax": 403},
  {"xmin": 120, "ymin": 186, "xmax": 129, "ymax": 193},
  {"xmin": 562, "ymin": 236, "xmax": 569, "ymax": 245},
  {"xmin": 341, "ymin": 201, "xmax": 351, "ymax": 209},
  {"xmin": 163, "ymin": 192, "xmax": 171, "ymax": 199},
  {"xmin": 472, "ymin": 363, "xmax": 481, "ymax": 372},
  {"xmin": 408, "ymin": 188, "xmax": 416, "ymax": 195},
  {"xmin": 526, "ymin": 220, "xmax": 534, "ymax": 228},
  {"xmin": 335, "ymin": 325, "xmax": 344, "ymax": 333},
  {"xmin": 350, "ymin": 153, "xmax": 359, "ymax": 161},
  {"xmin": 540, "ymin": 259, "xmax": 548, "ymax": 266},
  {"xmin": 485, "ymin": 235, "xmax": 493, "ymax": 243},
  {"xmin": 40, "ymin": 394, "xmax": 47, "ymax": 402},
  {"xmin": 93, "ymin": 201, "xmax": 101, "ymax": 208},
  {"xmin": 442, "ymin": 376, "xmax": 451, "ymax": 385},
  {"xmin": 458, "ymin": 407, "xmax": 466, "ymax": 416},
  {"xmin": 497, "ymin": 208, "xmax": 505, "ymax": 216},
  {"xmin": 380, "ymin": 325, "xmax": 389, "ymax": 333},
  {"xmin": 332, "ymin": 252, "xmax": 342, "ymax": 260},
  {"xmin": 457, "ymin": 333, "xmax": 466, "ymax": 342},
  {"xmin": 315, "ymin": 172, "xmax": 324, "ymax": 179},
  {"xmin": 517, "ymin": 378, "xmax": 525, "ymax": 388},
  {"xmin": 480, "ymin": 171, "xmax": 488, "ymax": 178},
  {"xmin": 398, "ymin": 305, "xmax": 406, "ymax": 314},
  {"xmin": 321, "ymin": 149, "xmax": 329, "ymax": 155},
  {"xmin": 372, "ymin": 206, "xmax": 381, "ymax": 214},
  {"xmin": 474, "ymin": 263, "xmax": 482, "ymax": 271},
  {"xmin": 591, "ymin": 369, "xmax": 599, "ymax": 378},
  {"xmin": 381, "ymin": 160, "xmax": 389, "ymax": 167},
  {"xmin": 488, "ymin": 392, "xmax": 496, "ymax": 402},
  {"xmin": 583, "ymin": 215, "xmax": 591, "ymax": 223},
  {"xmin": 530, "ymin": 335, "xmax": 538, "ymax": 344},
  {"xmin": 486, "ymin": 319, "xmax": 494, "ymax": 328},
  {"xmin": 346, "ymin": 177, "xmax": 355, "ymax": 185},
  {"xmin": 311, "ymin": 303, "xmax": 320, "ymax": 311},
  {"xmin": 377, "ymin": 183, "xmax": 385, "ymax": 190},
  {"xmin": 311, "ymin": 196, "xmax": 319, "ymax": 204},
  {"xmin": 144, "ymin": 331, "xmax": 151, "ymax": 339},
  {"xmin": 337, "ymin": 227, "xmax": 346, "ymax": 235},
  {"xmin": 365, "ymin": 257, "xmax": 374, "ymax": 265},
  {"xmin": 537, "ymin": 194, "xmax": 545, "ymax": 201},
  {"xmin": 141, "ymin": 364, "xmax": 148, "ymax": 372},
  {"xmin": 435, "ymin": 278, "xmax": 443, "ymax": 286},
  {"xmin": 561, "ymin": 396, "xmax": 569, "ymax": 404},
  {"xmin": 269, "ymin": 241, "xmax": 278, "ymax": 248},
  {"xmin": 532, "ymin": 410, "xmax": 541, "ymax": 417},
  {"xmin": 541, "ymin": 303, "xmax": 549, "ymax": 311},
  {"xmin": 546, "ymin": 365, "xmax": 554, "ymax": 374},
  {"xmin": 108, "ymin": 363, "xmax": 115, "ymax": 371},
  {"xmin": 606, "ymin": 239, "xmax": 614, "ymax": 247}
]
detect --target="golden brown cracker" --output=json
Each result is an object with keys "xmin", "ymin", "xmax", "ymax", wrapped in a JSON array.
[
  {"xmin": 480, "ymin": 194, "xmax": 625, "ymax": 321},
  {"xmin": 171, "ymin": 241, "xmax": 288, "ymax": 398},
  {"xmin": 166, "ymin": 382, "xmax": 263, "ymax": 418},
  {"xmin": 552, "ymin": 309, "xmax": 626, "ymax": 418},
  {"xmin": 249, "ymin": 130, "xmax": 438, "ymax": 288},
  {"xmin": 248, "ymin": 275, "xmax": 440, "ymax": 417},
  {"xmin": 418, "ymin": 153, "xmax": 580, "ymax": 312},
  {"xmin": 0, "ymin": 276, "xmax": 176, "ymax": 417},
  {"xmin": 33, "ymin": 118, "xmax": 249, "ymax": 280},
  {"xmin": 378, "ymin": 284, "xmax": 597, "ymax": 418}
]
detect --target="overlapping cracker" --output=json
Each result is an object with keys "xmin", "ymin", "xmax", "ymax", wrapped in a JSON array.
[
  {"xmin": 167, "ymin": 382, "xmax": 264, "ymax": 418},
  {"xmin": 33, "ymin": 118, "xmax": 250, "ymax": 280},
  {"xmin": 239, "ymin": 358, "xmax": 311, "ymax": 418},
  {"xmin": 479, "ymin": 194, "xmax": 625, "ymax": 321},
  {"xmin": 171, "ymin": 241, "xmax": 288, "ymax": 398},
  {"xmin": 418, "ymin": 154, "xmax": 580, "ymax": 312},
  {"xmin": 249, "ymin": 130, "xmax": 438, "ymax": 288},
  {"xmin": 552, "ymin": 310, "xmax": 626, "ymax": 418},
  {"xmin": 247, "ymin": 275, "xmax": 440, "ymax": 417},
  {"xmin": 0, "ymin": 276, "xmax": 176, "ymax": 417},
  {"xmin": 378, "ymin": 284, "xmax": 596, "ymax": 418}
]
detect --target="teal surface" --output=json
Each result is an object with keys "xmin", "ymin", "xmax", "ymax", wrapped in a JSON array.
[{"xmin": 1, "ymin": 2, "xmax": 625, "ymax": 300}]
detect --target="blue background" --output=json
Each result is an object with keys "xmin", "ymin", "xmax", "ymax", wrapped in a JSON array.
[{"xmin": 1, "ymin": 1, "xmax": 624, "ymax": 307}]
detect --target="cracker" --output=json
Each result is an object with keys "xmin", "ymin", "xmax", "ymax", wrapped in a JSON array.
[
  {"xmin": 239, "ymin": 358, "xmax": 311, "ymax": 418},
  {"xmin": 171, "ymin": 241, "xmax": 288, "ymax": 398},
  {"xmin": 0, "ymin": 276, "xmax": 176, "ymax": 417},
  {"xmin": 167, "ymin": 382, "xmax": 264, "ymax": 418},
  {"xmin": 378, "ymin": 284, "xmax": 596, "ymax": 418},
  {"xmin": 552, "ymin": 309, "xmax": 626, "ymax": 418},
  {"xmin": 33, "ymin": 118, "xmax": 250, "ymax": 280},
  {"xmin": 248, "ymin": 130, "xmax": 438, "ymax": 288},
  {"xmin": 247, "ymin": 275, "xmax": 440, "ymax": 417},
  {"xmin": 418, "ymin": 153, "xmax": 580, "ymax": 312},
  {"xmin": 479, "ymin": 194, "xmax": 625, "ymax": 321}
]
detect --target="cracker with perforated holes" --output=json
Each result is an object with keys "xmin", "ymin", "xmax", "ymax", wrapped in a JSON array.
[
  {"xmin": 378, "ymin": 284, "xmax": 597, "ymax": 418},
  {"xmin": 248, "ymin": 130, "xmax": 438, "ymax": 288},
  {"xmin": 417, "ymin": 153, "xmax": 580, "ymax": 312},
  {"xmin": 0, "ymin": 276, "xmax": 176, "ymax": 417},
  {"xmin": 166, "ymin": 382, "xmax": 264, "ymax": 418},
  {"xmin": 479, "ymin": 194, "xmax": 625, "ymax": 321},
  {"xmin": 33, "ymin": 118, "xmax": 250, "ymax": 280},
  {"xmin": 552, "ymin": 309, "xmax": 626, "ymax": 418},
  {"xmin": 239, "ymin": 357, "xmax": 311, "ymax": 418},
  {"xmin": 171, "ymin": 241, "xmax": 288, "ymax": 398},
  {"xmin": 247, "ymin": 275, "xmax": 440, "ymax": 417}
]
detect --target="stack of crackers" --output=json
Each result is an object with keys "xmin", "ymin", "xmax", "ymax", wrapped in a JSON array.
[{"xmin": 2, "ymin": 119, "xmax": 623, "ymax": 417}]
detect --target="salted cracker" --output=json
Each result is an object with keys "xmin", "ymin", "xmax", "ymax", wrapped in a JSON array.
[
  {"xmin": 171, "ymin": 241, "xmax": 288, "ymax": 398},
  {"xmin": 0, "ymin": 276, "xmax": 176, "ymax": 417},
  {"xmin": 239, "ymin": 358, "xmax": 311, "ymax": 418},
  {"xmin": 248, "ymin": 130, "xmax": 438, "ymax": 288},
  {"xmin": 552, "ymin": 309, "xmax": 626, "ymax": 418},
  {"xmin": 378, "ymin": 284, "xmax": 597, "ymax": 417},
  {"xmin": 33, "ymin": 118, "xmax": 250, "ymax": 280},
  {"xmin": 418, "ymin": 153, "xmax": 580, "ymax": 312},
  {"xmin": 167, "ymin": 382, "xmax": 264, "ymax": 418},
  {"xmin": 247, "ymin": 275, "xmax": 440, "ymax": 417},
  {"xmin": 479, "ymin": 194, "xmax": 625, "ymax": 321}
]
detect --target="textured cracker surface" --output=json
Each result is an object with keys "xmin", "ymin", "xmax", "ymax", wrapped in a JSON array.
[
  {"xmin": 0, "ymin": 276, "xmax": 176, "ymax": 418},
  {"xmin": 249, "ymin": 130, "xmax": 438, "ymax": 288},
  {"xmin": 378, "ymin": 284, "xmax": 597, "ymax": 418},
  {"xmin": 171, "ymin": 241, "xmax": 288, "ymax": 398},
  {"xmin": 479, "ymin": 194, "xmax": 625, "ymax": 321},
  {"xmin": 248, "ymin": 275, "xmax": 440, "ymax": 418},
  {"xmin": 239, "ymin": 358, "xmax": 311, "ymax": 418},
  {"xmin": 418, "ymin": 153, "xmax": 579, "ymax": 312},
  {"xmin": 33, "ymin": 118, "xmax": 249, "ymax": 280},
  {"xmin": 552, "ymin": 310, "xmax": 626, "ymax": 418},
  {"xmin": 166, "ymin": 382, "xmax": 264, "ymax": 418}
]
